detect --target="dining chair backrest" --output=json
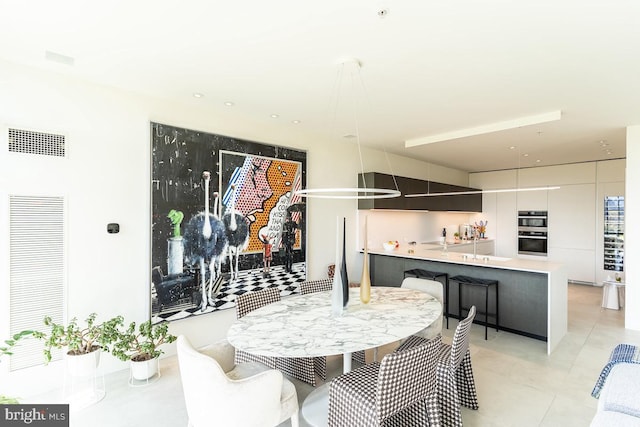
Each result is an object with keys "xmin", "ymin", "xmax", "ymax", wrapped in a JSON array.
[
  {"xmin": 299, "ymin": 279, "xmax": 333, "ymax": 295},
  {"xmin": 376, "ymin": 334, "xmax": 442, "ymax": 423},
  {"xmin": 400, "ymin": 277, "xmax": 444, "ymax": 304},
  {"xmin": 176, "ymin": 335, "xmax": 285, "ymax": 427},
  {"xmin": 235, "ymin": 287, "xmax": 281, "ymax": 319},
  {"xmin": 450, "ymin": 305, "xmax": 476, "ymax": 371}
]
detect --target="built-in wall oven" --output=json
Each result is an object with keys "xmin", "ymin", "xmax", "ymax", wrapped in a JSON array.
[{"xmin": 518, "ymin": 211, "xmax": 548, "ymax": 256}]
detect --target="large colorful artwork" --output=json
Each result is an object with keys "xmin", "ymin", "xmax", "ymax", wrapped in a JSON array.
[{"xmin": 150, "ymin": 123, "xmax": 307, "ymax": 323}]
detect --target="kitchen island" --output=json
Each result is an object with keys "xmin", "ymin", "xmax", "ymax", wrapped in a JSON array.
[{"xmin": 367, "ymin": 245, "xmax": 567, "ymax": 354}]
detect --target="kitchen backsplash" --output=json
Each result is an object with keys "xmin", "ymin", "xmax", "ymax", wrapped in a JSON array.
[{"xmin": 356, "ymin": 210, "xmax": 486, "ymax": 250}]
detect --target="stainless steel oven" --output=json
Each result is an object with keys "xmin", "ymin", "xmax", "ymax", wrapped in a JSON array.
[
  {"xmin": 518, "ymin": 211, "xmax": 548, "ymax": 228},
  {"xmin": 518, "ymin": 211, "xmax": 548, "ymax": 256}
]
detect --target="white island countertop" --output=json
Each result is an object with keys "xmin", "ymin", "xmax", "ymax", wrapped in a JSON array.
[
  {"xmin": 365, "ymin": 243, "xmax": 568, "ymax": 355},
  {"xmin": 367, "ymin": 244, "xmax": 564, "ymax": 274}
]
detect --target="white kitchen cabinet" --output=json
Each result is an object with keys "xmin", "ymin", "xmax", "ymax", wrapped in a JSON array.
[
  {"xmin": 516, "ymin": 188, "xmax": 550, "ymax": 211},
  {"xmin": 548, "ymin": 184, "xmax": 596, "ymax": 250},
  {"xmin": 547, "ymin": 183, "xmax": 596, "ymax": 283}
]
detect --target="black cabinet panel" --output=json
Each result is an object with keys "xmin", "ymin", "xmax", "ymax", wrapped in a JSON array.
[{"xmin": 358, "ymin": 172, "xmax": 482, "ymax": 212}]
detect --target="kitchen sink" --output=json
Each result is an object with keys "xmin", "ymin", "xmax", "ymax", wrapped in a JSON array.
[{"xmin": 460, "ymin": 254, "xmax": 512, "ymax": 262}]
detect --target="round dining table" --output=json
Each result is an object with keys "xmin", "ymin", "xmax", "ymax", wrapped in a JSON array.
[{"xmin": 227, "ymin": 286, "xmax": 442, "ymax": 426}]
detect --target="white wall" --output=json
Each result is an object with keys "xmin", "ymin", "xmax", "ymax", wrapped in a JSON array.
[
  {"xmin": 626, "ymin": 126, "xmax": 640, "ymax": 330},
  {"xmin": 0, "ymin": 59, "xmax": 470, "ymax": 396}
]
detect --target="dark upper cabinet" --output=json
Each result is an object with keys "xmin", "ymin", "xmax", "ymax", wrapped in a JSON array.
[{"xmin": 357, "ymin": 172, "xmax": 482, "ymax": 212}]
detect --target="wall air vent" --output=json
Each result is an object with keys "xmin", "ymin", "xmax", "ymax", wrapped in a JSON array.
[
  {"xmin": 9, "ymin": 195, "xmax": 65, "ymax": 370},
  {"xmin": 8, "ymin": 128, "xmax": 66, "ymax": 157}
]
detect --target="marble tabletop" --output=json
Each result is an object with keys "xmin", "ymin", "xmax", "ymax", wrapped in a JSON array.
[{"xmin": 227, "ymin": 286, "xmax": 441, "ymax": 358}]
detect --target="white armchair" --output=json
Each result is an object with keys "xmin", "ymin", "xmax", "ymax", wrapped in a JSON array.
[
  {"xmin": 176, "ymin": 335, "xmax": 299, "ymax": 427},
  {"xmin": 401, "ymin": 277, "xmax": 444, "ymax": 340}
]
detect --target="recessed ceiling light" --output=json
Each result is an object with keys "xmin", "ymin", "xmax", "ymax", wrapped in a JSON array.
[
  {"xmin": 536, "ymin": 159, "xmax": 541, "ymax": 163},
  {"xmin": 523, "ymin": 153, "xmax": 529, "ymax": 157},
  {"xmin": 45, "ymin": 50, "xmax": 75, "ymax": 66},
  {"xmin": 270, "ymin": 114, "xmax": 279, "ymax": 119},
  {"xmin": 292, "ymin": 120, "xmax": 301, "ymax": 124},
  {"xmin": 193, "ymin": 93, "xmax": 204, "ymax": 98},
  {"xmin": 509, "ymin": 146, "xmax": 516, "ymax": 150},
  {"xmin": 224, "ymin": 101, "xmax": 234, "ymax": 107},
  {"xmin": 606, "ymin": 150, "xmax": 613, "ymax": 155}
]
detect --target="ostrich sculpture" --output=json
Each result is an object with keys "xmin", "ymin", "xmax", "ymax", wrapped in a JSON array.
[
  {"xmin": 223, "ymin": 184, "xmax": 250, "ymax": 281},
  {"xmin": 183, "ymin": 171, "xmax": 228, "ymax": 311}
]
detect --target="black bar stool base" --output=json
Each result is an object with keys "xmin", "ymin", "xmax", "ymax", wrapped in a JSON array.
[{"xmin": 450, "ymin": 275, "xmax": 499, "ymax": 340}]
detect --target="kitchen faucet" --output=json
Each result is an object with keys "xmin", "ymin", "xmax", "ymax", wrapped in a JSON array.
[{"xmin": 473, "ymin": 230, "xmax": 478, "ymax": 259}]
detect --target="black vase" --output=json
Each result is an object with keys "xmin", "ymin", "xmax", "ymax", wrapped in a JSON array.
[{"xmin": 341, "ymin": 217, "xmax": 349, "ymax": 307}]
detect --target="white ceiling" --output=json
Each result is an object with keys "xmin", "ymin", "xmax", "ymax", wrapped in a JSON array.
[{"xmin": 1, "ymin": 0, "xmax": 637, "ymax": 172}]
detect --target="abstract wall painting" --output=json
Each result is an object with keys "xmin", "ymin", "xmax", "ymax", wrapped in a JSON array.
[{"xmin": 151, "ymin": 123, "xmax": 306, "ymax": 322}]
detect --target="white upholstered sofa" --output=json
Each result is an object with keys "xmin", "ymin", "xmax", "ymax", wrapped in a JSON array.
[{"xmin": 591, "ymin": 363, "xmax": 640, "ymax": 426}]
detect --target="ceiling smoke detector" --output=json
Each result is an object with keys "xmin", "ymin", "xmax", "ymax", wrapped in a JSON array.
[{"xmin": 377, "ymin": 9, "xmax": 388, "ymax": 18}]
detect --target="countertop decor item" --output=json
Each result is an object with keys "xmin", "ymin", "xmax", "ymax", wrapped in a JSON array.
[
  {"xmin": 332, "ymin": 217, "xmax": 349, "ymax": 315},
  {"xmin": 360, "ymin": 216, "xmax": 371, "ymax": 304},
  {"xmin": 382, "ymin": 241, "xmax": 398, "ymax": 251}
]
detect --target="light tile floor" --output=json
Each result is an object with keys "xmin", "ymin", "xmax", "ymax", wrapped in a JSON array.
[{"xmin": 32, "ymin": 284, "xmax": 640, "ymax": 426}]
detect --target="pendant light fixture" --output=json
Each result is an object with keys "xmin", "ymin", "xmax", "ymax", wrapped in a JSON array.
[{"xmin": 295, "ymin": 59, "xmax": 401, "ymax": 200}]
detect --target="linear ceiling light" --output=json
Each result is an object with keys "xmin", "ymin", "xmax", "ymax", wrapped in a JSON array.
[
  {"xmin": 405, "ymin": 186, "xmax": 561, "ymax": 198},
  {"xmin": 404, "ymin": 110, "xmax": 562, "ymax": 148}
]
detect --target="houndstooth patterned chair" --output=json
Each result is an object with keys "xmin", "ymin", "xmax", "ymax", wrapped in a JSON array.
[
  {"xmin": 298, "ymin": 279, "xmax": 333, "ymax": 380},
  {"xmin": 235, "ymin": 287, "xmax": 319, "ymax": 386},
  {"xmin": 397, "ymin": 305, "xmax": 479, "ymax": 427},
  {"xmin": 328, "ymin": 335, "xmax": 442, "ymax": 427}
]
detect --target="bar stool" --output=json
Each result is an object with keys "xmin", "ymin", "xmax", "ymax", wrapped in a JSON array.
[
  {"xmin": 450, "ymin": 275, "xmax": 499, "ymax": 340},
  {"xmin": 404, "ymin": 269, "xmax": 450, "ymax": 328}
]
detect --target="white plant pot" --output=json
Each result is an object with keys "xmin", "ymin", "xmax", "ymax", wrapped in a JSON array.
[
  {"xmin": 66, "ymin": 349, "xmax": 101, "ymax": 377},
  {"xmin": 130, "ymin": 357, "xmax": 159, "ymax": 381}
]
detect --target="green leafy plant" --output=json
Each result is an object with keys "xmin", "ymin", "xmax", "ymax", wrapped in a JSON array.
[
  {"xmin": 39, "ymin": 313, "xmax": 124, "ymax": 363},
  {"xmin": 109, "ymin": 320, "xmax": 176, "ymax": 362},
  {"xmin": 1, "ymin": 330, "xmax": 36, "ymax": 404},
  {"xmin": 0, "ymin": 330, "xmax": 35, "ymax": 358}
]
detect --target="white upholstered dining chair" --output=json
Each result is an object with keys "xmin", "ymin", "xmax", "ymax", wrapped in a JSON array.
[
  {"xmin": 401, "ymin": 277, "xmax": 444, "ymax": 340},
  {"xmin": 176, "ymin": 335, "xmax": 299, "ymax": 427}
]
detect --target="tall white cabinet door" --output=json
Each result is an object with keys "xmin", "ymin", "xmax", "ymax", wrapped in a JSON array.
[
  {"xmin": 548, "ymin": 183, "xmax": 596, "ymax": 282},
  {"xmin": 497, "ymin": 192, "xmax": 517, "ymax": 257}
]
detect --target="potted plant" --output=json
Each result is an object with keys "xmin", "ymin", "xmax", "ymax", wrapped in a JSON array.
[
  {"xmin": 38, "ymin": 313, "xmax": 123, "ymax": 376},
  {"xmin": 108, "ymin": 320, "xmax": 176, "ymax": 381}
]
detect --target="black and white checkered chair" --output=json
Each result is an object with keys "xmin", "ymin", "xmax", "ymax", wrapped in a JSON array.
[
  {"xmin": 328, "ymin": 335, "xmax": 442, "ymax": 427},
  {"xmin": 397, "ymin": 305, "xmax": 479, "ymax": 427},
  {"xmin": 298, "ymin": 279, "xmax": 333, "ymax": 380},
  {"xmin": 235, "ymin": 287, "xmax": 319, "ymax": 386}
]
